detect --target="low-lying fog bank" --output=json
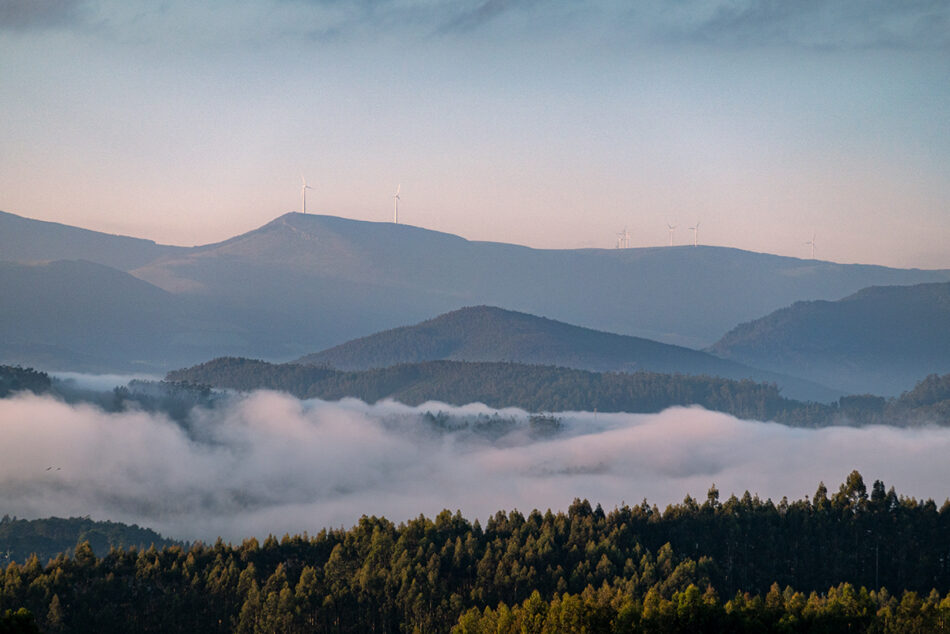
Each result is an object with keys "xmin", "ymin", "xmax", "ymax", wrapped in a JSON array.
[{"xmin": 2, "ymin": 390, "xmax": 948, "ymax": 542}]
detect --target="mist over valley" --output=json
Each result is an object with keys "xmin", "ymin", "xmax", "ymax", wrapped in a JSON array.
[{"xmin": 3, "ymin": 384, "xmax": 950, "ymax": 545}]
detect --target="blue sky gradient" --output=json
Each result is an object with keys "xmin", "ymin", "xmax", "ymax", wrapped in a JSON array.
[{"xmin": 1, "ymin": 0, "xmax": 948, "ymax": 266}]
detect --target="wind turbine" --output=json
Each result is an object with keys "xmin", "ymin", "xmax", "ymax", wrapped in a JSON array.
[
  {"xmin": 301, "ymin": 176, "xmax": 313, "ymax": 214},
  {"xmin": 688, "ymin": 220, "xmax": 700, "ymax": 246},
  {"xmin": 805, "ymin": 231, "xmax": 816, "ymax": 259},
  {"xmin": 393, "ymin": 184, "xmax": 401, "ymax": 224},
  {"xmin": 616, "ymin": 227, "xmax": 631, "ymax": 249},
  {"xmin": 667, "ymin": 222, "xmax": 676, "ymax": 247}
]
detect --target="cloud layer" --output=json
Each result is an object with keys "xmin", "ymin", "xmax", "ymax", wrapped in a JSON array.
[
  {"xmin": 2, "ymin": 391, "xmax": 948, "ymax": 542},
  {"xmin": 4, "ymin": 0, "xmax": 946, "ymax": 50}
]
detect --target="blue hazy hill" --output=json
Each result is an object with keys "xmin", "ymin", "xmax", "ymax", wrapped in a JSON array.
[{"xmin": 709, "ymin": 282, "xmax": 950, "ymax": 395}]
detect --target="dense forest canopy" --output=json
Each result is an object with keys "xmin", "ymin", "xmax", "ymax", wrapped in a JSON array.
[
  {"xmin": 0, "ymin": 367, "xmax": 50, "ymax": 399},
  {"xmin": 167, "ymin": 358, "xmax": 950, "ymax": 427},
  {"xmin": 4, "ymin": 362, "xmax": 948, "ymax": 428},
  {"xmin": 0, "ymin": 473, "xmax": 948, "ymax": 632},
  {"xmin": 0, "ymin": 516, "xmax": 179, "ymax": 567}
]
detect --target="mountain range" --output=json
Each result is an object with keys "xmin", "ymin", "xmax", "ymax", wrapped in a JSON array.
[{"xmin": 2, "ymin": 209, "xmax": 949, "ymax": 393}]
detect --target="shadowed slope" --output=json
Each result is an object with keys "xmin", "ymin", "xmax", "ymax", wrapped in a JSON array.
[
  {"xmin": 0, "ymin": 209, "xmax": 185, "ymax": 270},
  {"xmin": 709, "ymin": 282, "xmax": 950, "ymax": 395}
]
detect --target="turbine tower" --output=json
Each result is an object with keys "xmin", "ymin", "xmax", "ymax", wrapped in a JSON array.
[
  {"xmin": 667, "ymin": 222, "xmax": 676, "ymax": 247},
  {"xmin": 301, "ymin": 176, "xmax": 313, "ymax": 214},
  {"xmin": 688, "ymin": 220, "xmax": 700, "ymax": 246},
  {"xmin": 805, "ymin": 231, "xmax": 816, "ymax": 259},
  {"xmin": 616, "ymin": 227, "xmax": 631, "ymax": 249},
  {"xmin": 393, "ymin": 184, "xmax": 401, "ymax": 224}
]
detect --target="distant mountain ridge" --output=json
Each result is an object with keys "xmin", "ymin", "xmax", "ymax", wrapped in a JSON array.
[
  {"xmin": 3, "ymin": 209, "xmax": 949, "ymax": 381},
  {"xmin": 130, "ymin": 212, "xmax": 950, "ymax": 349},
  {"xmin": 297, "ymin": 305, "xmax": 838, "ymax": 401},
  {"xmin": 0, "ymin": 209, "xmax": 186, "ymax": 270},
  {"xmin": 709, "ymin": 281, "xmax": 950, "ymax": 395}
]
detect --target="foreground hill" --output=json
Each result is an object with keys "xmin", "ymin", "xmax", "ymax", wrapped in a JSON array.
[
  {"xmin": 297, "ymin": 305, "xmax": 837, "ymax": 401},
  {"xmin": 709, "ymin": 281, "xmax": 950, "ymax": 395},
  {"xmin": 0, "ymin": 515, "xmax": 179, "ymax": 566}
]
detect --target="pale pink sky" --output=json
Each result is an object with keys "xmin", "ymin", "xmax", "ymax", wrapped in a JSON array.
[{"xmin": 1, "ymin": 0, "xmax": 948, "ymax": 268}]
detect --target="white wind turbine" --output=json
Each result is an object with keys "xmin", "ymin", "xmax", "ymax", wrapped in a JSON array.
[
  {"xmin": 301, "ymin": 176, "xmax": 313, "ymax": 214},
  {"xmin": 805, "ymin": 231, "xmax": 816, "ymax": 259},
  {"xmin": 688, "ymin": 220, "xmax": 700, "ymax": 246},
  {"xmin": 616, "ymin": 227, "xmax": 631, "ymax": 249},
  {"xmin": 393, "ymin": 184, "xmax": 401, "ymax": 224},
  {"xmin": 667, "ymin": 222, "xmax": 676, "ymax": 247}
]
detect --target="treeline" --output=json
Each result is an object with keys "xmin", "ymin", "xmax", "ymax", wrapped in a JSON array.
[
  {"xmin": 167, "ymin": 357, "xmax": 950, "ymax": 427},
  {"xmin": 0, "ymin": 366, "xmax": 50, "ymax": 398},
  {"xmin": 0, "ymin": 365, "xmax": 218, "ymax": 423},
  {"xmin": 0, "ymin": 473, "xmax": 948, "ymax": 632},
  {"xmin": 4, "ymin": 361, "xmax": 947, "ymax": 427},
  {"xmin": 0, "ymin": 516, "xmax": 179, "ymax": 567},
  {"xmin": 453, "ymin": 584, "xmax": 950, "ymax": 633}
]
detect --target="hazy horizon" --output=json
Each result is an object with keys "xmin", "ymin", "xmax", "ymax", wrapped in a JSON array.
[
  {"xmin": 6, "ymin": 207, "xmax": 950, "ymax": 272},
  {"xmin": 2, "ymin": 0, "xmax": 949, "ymax": 268}
]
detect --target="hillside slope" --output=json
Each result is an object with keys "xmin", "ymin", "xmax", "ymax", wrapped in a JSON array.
[
  {"xmin": 297, "ymin": 306, "xmax": 838, "ymax": 401},
  {"xmin": 708, "ymin": 282, "xmax": 950, "ymax": 395},
  {"xmin": 0, "ymin": 260, "xmax": 244, "ymax": 372},
  {"xmin": 0, "ymin": 209, "xmax": 185, "ymax": 270},
  {"xmin": 168, "ymin": 357, "xmax": 809, "ymax": 422}
]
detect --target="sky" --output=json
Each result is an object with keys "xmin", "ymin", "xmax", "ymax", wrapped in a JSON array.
[
  {"xmin": 3, "ymin": 389, "xmax": 949, "ymax": 542},
  {"xmin": 1, "ymin": 0, "xmax": 949, "ymax": 268}
]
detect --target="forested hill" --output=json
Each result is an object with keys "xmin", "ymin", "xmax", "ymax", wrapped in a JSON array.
[
  {"xmin": 297, "ymin": 305, "xmax": 760, "ymax": 373},
  {"xmin": 295, "ymin": 305, "xmax": 835, "ymax": 402},
  {"xmin": 0, "ymin": 365, "xmax": 51, "ymax": 397},
  {"xmin": 0, "ymin": 473, "xmax": 948, "ymax": 632},
  {"xmin": 167, "ymin": 357, "xmax": 950, "ymax": 427},
  {"xmin": 169, "ymin": 357, "xmax": 804, "ymax": 422},
  {"xmin": 0, "ymin": 515, "xmax": 179, "ymax": 566},
  {"xmin": 709, "ymin": 280, "xmax": 950, "ymax": 396}
]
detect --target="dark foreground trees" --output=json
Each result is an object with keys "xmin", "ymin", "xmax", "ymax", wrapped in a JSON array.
[{"xmin": 0, "ymin": 473, "xmax": 947, "ymax": 632}]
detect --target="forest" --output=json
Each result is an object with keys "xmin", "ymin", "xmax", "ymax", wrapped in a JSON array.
[
  {"xmin": 167, "ymin": 357, "xmax": 950, "ymax": 428},
  {"xmin": 5, "ymin": 362, "xmax": 949, "ymax": 428},
  {"xmin": 0, "ymin": 516, "xmax": 178, "ymax": 567},
  {"xmin": 1, "ymin": 472, "xmax": 948, "ymax": 632},
  {"xmin": 0, "ymin": 367, "xmax": 50, "ymax": 399}
]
